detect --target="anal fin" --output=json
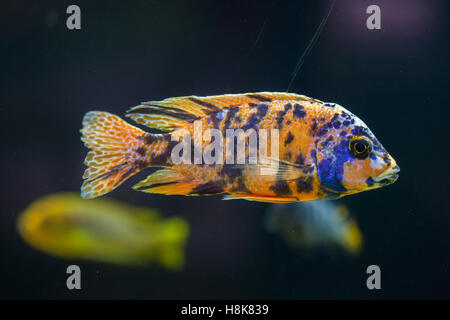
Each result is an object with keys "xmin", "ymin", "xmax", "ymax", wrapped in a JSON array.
[
  {"xmin": 223, "ymin": 193, "xmax": 299, "ymax": 203},
  {"xmin": 133, "ymin": 169, "xmax": 225, "ymax": 196},
  {"xmin": 133, "ymin": 169, "xmax": 194, "ymax": 195}
]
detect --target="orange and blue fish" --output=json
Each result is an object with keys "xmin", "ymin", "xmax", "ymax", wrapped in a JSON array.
[{"xmin": 80, "ymin": 92, "xmax": 399, "ymax": 202}]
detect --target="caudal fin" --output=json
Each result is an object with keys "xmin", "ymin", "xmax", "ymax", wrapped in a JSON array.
[{"xmin": 80, "ymin": 111, "xmax": 147, "ymax": 199}]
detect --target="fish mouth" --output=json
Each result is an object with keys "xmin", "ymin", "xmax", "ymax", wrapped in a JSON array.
[{"xmin": 371, "ymin": 165, "xmax": 400, "ymax": 185}]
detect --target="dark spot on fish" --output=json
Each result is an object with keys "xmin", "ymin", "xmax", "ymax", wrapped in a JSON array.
[
  {"xmin": 366, "ymin": 177, "xmax": 375, "ymax": 187},
  {"xmin": 370, "ymin": 153, "xmax": 377, "ymax": 160},
  {"xmin": 136, "ymin": 147, "xmax": 146, "ymax": 157},
  {"xmin": 383, "ymin": 154, "xmax": 391, "ymax": 166},
  {"xmin": 293, "ymin": 104, "xmax": 306, "ymax": 119},
  {"xmin": 284, "ymin": 131, "xmax": 294, "ymax": 145},
  {"xmin": 331, "ymin": 113, "xmax": 339, "ymax": 122},
  {"xmin": 333, "ymin": 121, "xmax": 341, "ymax": 129},
  {"xmin": 256, "ymin": 104, "xmax": 269, "ymax": 117},
  {"xmin": 230, "ymin": 176, "xmax": 250, "ymax": 193},
  {"xmin": 343, "ymin": 120, "xmax": 351, "ymax": 127},
  {"xmin": 321, "ymin": 135, "xmax": 334, "ymax": 148},
  {"xmin": 339, "ymin": 131, "xmax": 347, "ymax": 137},
  {"xmin": 210, "ymin": 112, "xmax": 222, "ymax": 129},
  {"xmin": 247, "ymin": 94, "xmax": 272, "ymax": 102},
  {"xmin": 143, "ymin": 133, "xmax": 158, "ymax": 145},
  {"xmin": 286, "ymin": 120, "xmax": 292, "ymax": 125},
  {"xmin": 351, "ymin": 126, "xmax": 367, "ymax": 136},
  {"xmin": 135, "ymin": 159, "xmax": 148, "ymax": 170},
  {"xmin": 188, "ymin": 97, "xmax": 220, "ymax": 113},
  {"xmin": 224, "ymin": 106, "xmax": 240, "ymax": 129},
  {"xmin": 190, "ymin": 182, "xmax": 224, "ymax": 195},
  {"xmin": 150, "ymin": 140, "xmax": 178, "ymax": 165},
  {"xmin": 310, "ymin": 121, "xmax": 318, "ymax": 135},
  {"xmin": 302, "ymin": 165, "xmax": 314, "ymax": 174},
  {"xmin": 295, "ymin": 153, "xmax": 305, "ymax": 165},
  {"xmin": 248, "ymin": 103, "xmax": 258, "ymax": 108},
  {"xmin": 341, "ymin": 111, "xmax": 352, "ymax": 119},
  {"xmin": 277, "ymin": 103, "xmax": 292, "ymax": 129},
  {"xmin": 296, "ymin": 176, "xmax": 313, "ymax": 193},
  {"xmin": 270, "ymin": 181, "xmax": 292, "ymax": 195},
  {"xmin": 242, "ymin": 104, "xmax": 268, "ymax": 130},
  {"xmin": 316, "ymin": 122, "xmax": 332, "ymax": 137},
  {"xmin": 285, "ymin": 151, "xmax": 292, "ymax": 160},
  {"xmin": 324, "ymin": 103, "xmax": 335, "ymax": 108},
  {"xmin": 220, "ymin": 165, "xmax": 243, "ymax": 182}
]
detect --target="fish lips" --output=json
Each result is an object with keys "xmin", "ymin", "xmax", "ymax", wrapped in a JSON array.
[{"xmin": 370, "ymin": 165, "xmax": 400, "ymax": 186}]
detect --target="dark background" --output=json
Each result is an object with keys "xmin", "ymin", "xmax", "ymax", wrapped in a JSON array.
[{"xmin": 1, "ymin": 0, "xmax": 449, "ymax": 299}]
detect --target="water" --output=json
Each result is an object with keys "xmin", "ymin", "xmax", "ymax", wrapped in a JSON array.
[{"xmin": 1, "ymin": 0, "xmax": 449, "ymax": 299}]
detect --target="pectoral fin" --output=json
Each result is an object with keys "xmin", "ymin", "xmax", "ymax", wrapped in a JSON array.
[{"xmin": 237, "ymin": 155, "xmax": 315, "ymax": 183}]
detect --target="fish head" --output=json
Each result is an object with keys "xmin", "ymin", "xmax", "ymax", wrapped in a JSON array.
[{"xmin": 313, "ymin": 104, "xmax": 400, "ymax": 197}]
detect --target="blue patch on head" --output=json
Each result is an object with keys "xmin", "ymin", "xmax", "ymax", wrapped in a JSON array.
[{"xmin": 317, "ymin": 139, "xmax": 352, "ymax": 193}]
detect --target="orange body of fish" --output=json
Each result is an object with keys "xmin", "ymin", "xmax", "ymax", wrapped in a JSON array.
[{"xmin": 80, "ymin": 92, "xmax": 399, "ymax": 202}]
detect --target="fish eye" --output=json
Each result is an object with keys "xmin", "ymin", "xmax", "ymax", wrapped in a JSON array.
[{"xmin": 349, "ymin": 137, "xmax": 372, "ymax": 159}]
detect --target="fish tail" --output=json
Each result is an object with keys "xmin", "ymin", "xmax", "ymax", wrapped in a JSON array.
[
  {"xmin": 156, "ymin": 217, "xmax": 189, "ymax": 270},
  {"xmin": 80, "ymin": 111, "xmax": 149, "ymax": 199}
]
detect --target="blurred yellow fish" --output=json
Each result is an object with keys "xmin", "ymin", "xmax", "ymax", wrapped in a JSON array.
[
  {"xmin": 17, "ymin": 193, "xmax": 189, "ymax": 269},
  {"xmin": 266, "ymin": 201, "xmax": 363, "ymax": 255}
]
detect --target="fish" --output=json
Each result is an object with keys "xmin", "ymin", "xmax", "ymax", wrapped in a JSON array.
[
  {"xmin": 266, "ymin": 201, "xmax": 363, "ymax": 255},
  {"xmin": 80, "ymin": 92, "xmax": 399, "ymax": 202},
  {"xmin": 17, "ymin": 192, "xmax": 189, "ymax": 269}
]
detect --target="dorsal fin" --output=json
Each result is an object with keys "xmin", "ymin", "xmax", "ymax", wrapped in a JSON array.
[{"xmin": 126, "ymin": 92, "xmax": 321, "ymax": 132}]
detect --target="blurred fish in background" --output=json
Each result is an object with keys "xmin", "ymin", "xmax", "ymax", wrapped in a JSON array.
[
  {"xmin": 17, "ymin": 193, "xmax": 189, "ymax": 270},
  {"xmin": 266, "ymin": 201, "xmax": 363, "ymax": 256}
]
